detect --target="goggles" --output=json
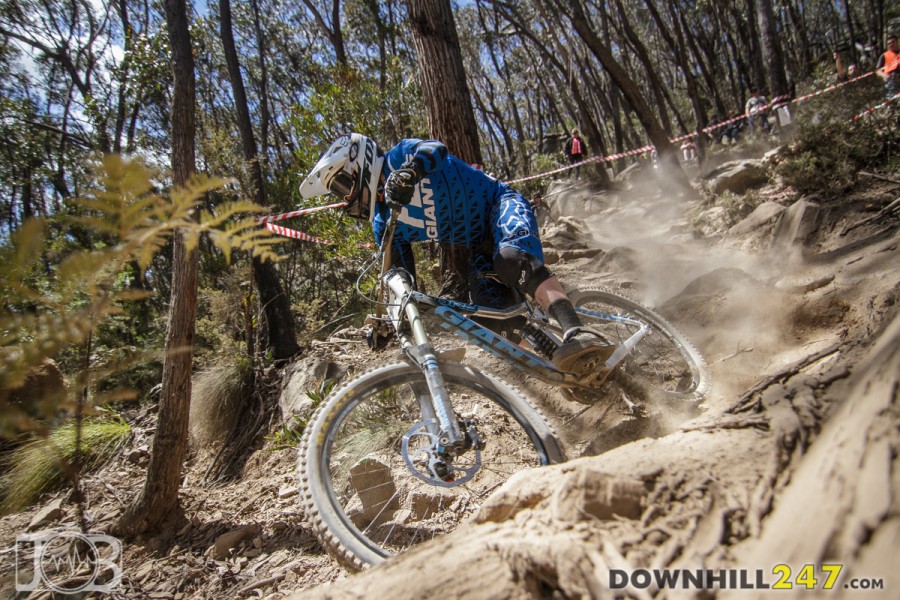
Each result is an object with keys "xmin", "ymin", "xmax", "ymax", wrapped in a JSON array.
[
  {"xmin": 328, "ymin": 169, "xmax": 356, "ymax": 199},
  {"xmin": 331, "ymin": 169, "xmax": 372, "ymax": 220}
]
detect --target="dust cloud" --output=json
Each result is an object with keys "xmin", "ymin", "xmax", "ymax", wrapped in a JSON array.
[{"xmin": 544, "ymin": 170, "xmax": 807, "ymax": 404}]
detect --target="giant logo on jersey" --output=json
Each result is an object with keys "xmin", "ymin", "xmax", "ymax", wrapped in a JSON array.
[
  {"xmin": 397, "ymin": 154, "xmax": 439, "ymax": 240},
  {"xmin": 421, "ymin": 180, "xmax": 438, "ymax": 239}
]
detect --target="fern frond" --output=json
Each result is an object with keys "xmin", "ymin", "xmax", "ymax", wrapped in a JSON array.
[
  {"xmin": 135, "ymin": 234, "xmax": 172, "ymax": 271},
  {"xmin": 9, "ymin": 219, "xmax": 46, "ymax": 274},
  {"xmin": 56, "ymin": 249, "xmax": 116, "ymax": 296},
  {"xmin": 0, "ymin": 312, "xmax": 90, "ymax": 390},
  {"xmin": 199, "ymin": 200, "xmax": 267, "ymax": 229},
  {"xmin": 0, "ymin": 220, "xmax": 47, "ymax": 305},
  {"xmin": 1, "ymin": 158, "xmax": 287, "ymax": 434},
  {"xmin": 182, "ymin": 229, "xmax": 202, "ymax": 258},
  {"xmin": 207, "ymin": 221, "xmax": 285, "ymax": 265},
  {"xmin": 111, "ymin": 289, "xmax": 154, "ymax": 303},
  {"xmin": 170, "ymin": 175, "xmax": 231, "ymax": 209}
]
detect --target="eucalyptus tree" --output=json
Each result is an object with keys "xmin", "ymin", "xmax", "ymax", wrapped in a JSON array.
[
  {"xmin": 560, "ymin": 0, "xmax": 690, "ymax": 190},
  {"xmin": 609, "ymin": 0, "xmax": 676, "ymax": 135},
  {"xmin": 757, "ymin": 0, "xmax": 790, "ymax": 98},
  {"xmin": 0, "ymin": 0, "xmax": 171, "ymax": 223},
  {"xmin": 0, "ymin": 47, "xmax": 57, "ymax": 229},
  {"xmin": 120, "ymin": 0, "xmax": 199, "ymax": 534},
  {"xmin": 485, "ymin": 1, "xmax": 612, "ymax": 180},
  {"xmin": 405, "ymin": 0, "xmax": 483, "ymax": 299},
  {"xmin": 300, "ymin": 0, "xmax": 347, "ymax": 66},
  {"xmin": 644, "ymin": 0, "xmax": 708, "ymax": 153},
  {"xmin": 219, "ymin": 0, "xmax": 299, "ymax": 360}
]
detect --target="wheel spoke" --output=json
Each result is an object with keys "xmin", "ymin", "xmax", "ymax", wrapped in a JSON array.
[
  {"xmin": 300, "ymin": 362, "xmax": 563, "ymax": 568},
  {"xmin": 569, "ymin": 288, "xmax": 709, "ymax": 401}
]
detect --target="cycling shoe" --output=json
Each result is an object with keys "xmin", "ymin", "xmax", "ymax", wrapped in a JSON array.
[{"xmin": 552, "ymin": 327, "xmax": 615, "ymax": 381}]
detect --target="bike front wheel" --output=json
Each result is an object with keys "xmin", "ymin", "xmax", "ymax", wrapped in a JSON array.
[
  {"xmin": 298, "ymin": 361, "xmax": 564, "ymax": 571},
  {"xmin": 569, "ymin": 288, "xmax": 710, "ymax": 401}
]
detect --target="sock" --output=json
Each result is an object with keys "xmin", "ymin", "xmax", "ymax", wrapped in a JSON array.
[{"xmin": 548, "ymin": 299, "xmax": 583, "ymax": 333}]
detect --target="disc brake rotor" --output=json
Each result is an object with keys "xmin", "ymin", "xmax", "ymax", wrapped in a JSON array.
[{"xmin": 401, "ymin": 420, "xmax": 481, "ymax": 487}]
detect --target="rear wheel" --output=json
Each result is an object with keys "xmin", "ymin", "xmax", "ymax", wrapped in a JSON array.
[
  {"xmin": 298, "ymin": 361, "xmax": 564, "ymax": 570},
  {"xmin": 568, "ymin": 288, "xmax": 709, "ymax": 402}
]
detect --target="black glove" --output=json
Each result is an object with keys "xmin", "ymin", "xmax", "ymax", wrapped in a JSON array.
[{"xmin": 384, "ymin": 164, "xmax": 419, "ymax": 210}]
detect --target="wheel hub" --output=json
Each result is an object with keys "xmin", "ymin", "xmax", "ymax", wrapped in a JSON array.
[{"xmin": 401, "ymin": 419, "xmax": 482, "ymax": 487}]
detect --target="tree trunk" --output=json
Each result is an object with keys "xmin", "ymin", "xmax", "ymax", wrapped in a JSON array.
[
  {"xmin": 301, "ymin": 0, "xmax": 347, "ymax": 66},
  {"xmin": 744, "ymin": 0, "xmax": 767, "ymax": 90},
  {"xmin": 643, "ymin": 0, "xmax": 706, "ymax": 140},
  {"xmin": 220, "ymin": 0, "xmax": 299, "ymax": 361},
  {"xmin": 406, "ymin": 0, "xmax": 482, "ymax": 300},
  {"xmin": 249, "ymin": 0, "xmax": 270, "ymax": 154},
  {"xmin": 564, "ymin": 0, "xmax": 691, "ymax": 193},
  {"xmin": 500, "ymin": 1, "xmax": 611, "ymax": 184},
  {"xmin": 757, "ymin": 0, "xmax": 790, "ymax": 98},
  {"xmin": 119, "ymin": 0, "xmax": 197, "ymax": 534},
  {"xmin": 559, "ymin": 14, "xmax": 611, "ymax": 184},
  {"xmin": 612, "ymin": 0, "xmax": 672, "ymax": 134}
]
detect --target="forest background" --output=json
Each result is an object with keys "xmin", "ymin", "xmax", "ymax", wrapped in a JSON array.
[{"xmin": 1, "ymin": 0, "xmax": 898, "ymax": 537}]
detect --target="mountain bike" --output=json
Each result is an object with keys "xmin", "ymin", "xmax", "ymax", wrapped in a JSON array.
[{"xmin": 297, "ymin": 207, "xmax": 709, "ymax": 570}]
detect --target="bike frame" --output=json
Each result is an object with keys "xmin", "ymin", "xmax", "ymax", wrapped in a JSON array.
[
  {"xmin": 374, "ymin": 207, "xmax": 649, "ymax": 450},
  {"xmin": 381, "ymin": 268, "xmax": 650, "ymax": 449},
  {"xmin": 384, "ymin": 270, "xmax": 649, "ymax": 385}
]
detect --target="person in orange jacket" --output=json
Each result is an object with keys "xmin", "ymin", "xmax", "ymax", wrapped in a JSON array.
[{"xmin": 876, "ymin": 35, "xmax": 899, "ymax": 98}]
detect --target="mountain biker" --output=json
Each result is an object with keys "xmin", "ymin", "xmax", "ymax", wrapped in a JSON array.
[{"xmin": 299, "ymin": 133, "xmax": 613, "ymax": 378}]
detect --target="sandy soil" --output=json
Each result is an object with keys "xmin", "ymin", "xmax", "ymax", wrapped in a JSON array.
[{"xmin": 1, "ymin": 147, "xmax": 898, "ymax": 599}]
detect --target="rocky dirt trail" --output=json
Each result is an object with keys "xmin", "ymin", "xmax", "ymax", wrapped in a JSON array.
[
  {"xmin": 284, "ymin": 155, "xmax": 899, "ymax": 598},
  {"xmin": 1, "ymin": 149, "xmax": 898, "ymax": 599}
]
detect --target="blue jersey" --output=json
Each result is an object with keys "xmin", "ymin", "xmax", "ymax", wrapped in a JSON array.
[{"xmin": 372, "ymin": 139, "xmax": 543, "ymax": 262}]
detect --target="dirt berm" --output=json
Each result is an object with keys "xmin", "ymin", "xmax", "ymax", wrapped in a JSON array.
[{"xmin": 289, "ymin": 166, "xmax": 900, "ymax": 599}]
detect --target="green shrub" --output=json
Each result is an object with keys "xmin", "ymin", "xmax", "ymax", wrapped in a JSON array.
[{"xmin": 776, "ymin": 88, "xmax": 899, "ymax": 196}]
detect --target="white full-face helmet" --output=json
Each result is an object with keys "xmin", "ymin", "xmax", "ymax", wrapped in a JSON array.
[{"xmin": 299, "ymin": 133, "xmax": 385, "ymax": 221}]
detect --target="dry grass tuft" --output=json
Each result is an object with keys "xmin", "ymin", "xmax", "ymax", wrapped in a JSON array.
[
  {"xmin": 0, "ymin": 418, "xmax": 131, "ymax": 515},
  {"xmin": 189, "ymin": 360, "xmax": 248, "ymax": 450}
]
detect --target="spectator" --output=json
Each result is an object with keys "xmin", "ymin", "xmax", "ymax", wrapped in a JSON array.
[
  {"xmin": 680, "ymin": 140, "xmax": 697, "ymax": 161},
  {"xmin": 876, "ymin": 34, "xmax": 899, "ymax": 98},
  {"xmin": 744, "ymin": 87, "xmax": 771, "ymax": 136},
  {"xmin": 707, "ymin": 113, "xmax": 735, "ymax": 145},
  {"xmin": 731, "ymin": 113, "xmax": 747, "ymax": 144},
  {"xmin": 835, "ymin": 50, "xmax": 860, "ymax": 82},
  {"xmin": 564, "ymin": 128, "xmax": 586, "ymax": 180},
  {"xmin": 530, "ymin": 193, "xmax": 549, "ymax": 228},
  {"xmin": 714, "ymin": 112, "xmax": 743, "ymax": 145},
  {"xmin": 834, "ymin": 51, "xmax": 849, "ymax": 81},
  {"xmin": 705, "ymin": 113, "xmax": 723, "ymax": 143}
]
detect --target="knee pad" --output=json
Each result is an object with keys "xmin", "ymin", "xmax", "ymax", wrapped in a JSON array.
[{"xmin": 494, "ymin": 246, "xmax": 552, "ymax": 298}]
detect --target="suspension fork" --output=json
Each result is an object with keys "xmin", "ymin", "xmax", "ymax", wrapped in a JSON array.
[{"xmin": 384, "ymin": 270, "xmax": 464, "ymax": 448}]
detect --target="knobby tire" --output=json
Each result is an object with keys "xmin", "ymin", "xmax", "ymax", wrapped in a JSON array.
[{"xmin": 298, "ymin": 361, "xmax": 564, "ymax": 570}]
